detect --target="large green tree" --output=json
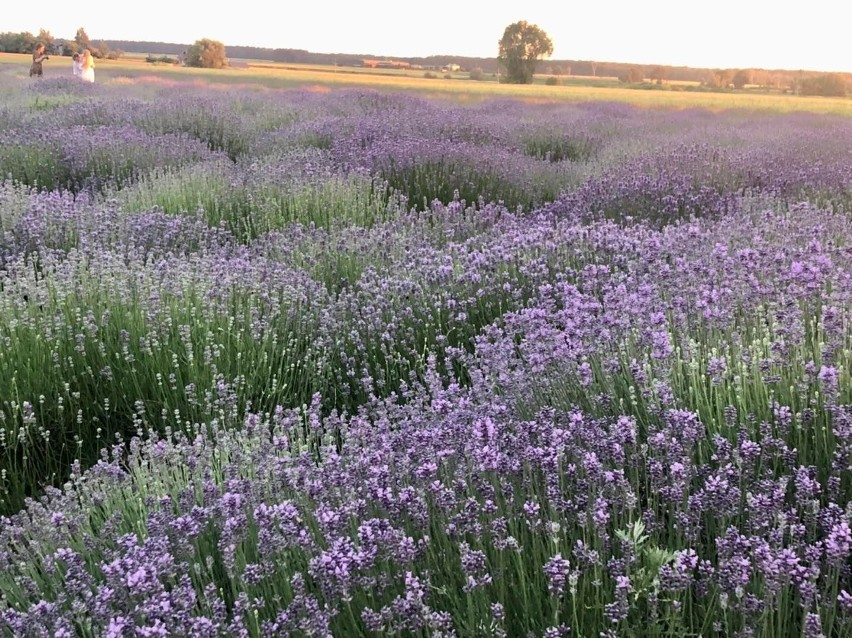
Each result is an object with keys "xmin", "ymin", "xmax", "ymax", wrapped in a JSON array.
[
  {"xmin": 497, "ymin": 21, "xmax": 553, "ymax": 84},
  {"xmin": 185, "ymin": 38, "xmax": 228, "ymax": 69}
]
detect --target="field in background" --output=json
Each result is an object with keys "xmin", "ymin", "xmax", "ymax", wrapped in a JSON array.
[{"xmin": 2, "ymin": 51, "xmax": 850, "ymax": 115}]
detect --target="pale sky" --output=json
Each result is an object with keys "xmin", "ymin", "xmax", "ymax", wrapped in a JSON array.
[{"xmin": 5, "ymin": 0, "xmax": 850, "ymax": 72}]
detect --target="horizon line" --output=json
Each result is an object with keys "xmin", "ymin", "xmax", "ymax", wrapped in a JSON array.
[{"xmin": 41, "ymin": 35, "xmax": 852, "ymax": 76}]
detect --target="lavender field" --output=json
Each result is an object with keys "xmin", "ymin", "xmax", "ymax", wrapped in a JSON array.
[{"xmin": 0, "ymin": 74, "xmax": 851, "ymax": 637}]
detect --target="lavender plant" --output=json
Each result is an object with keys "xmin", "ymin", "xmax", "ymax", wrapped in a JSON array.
[{"xmin": 0, "ymin": 75, "xmax": 850, "ymax": 637}]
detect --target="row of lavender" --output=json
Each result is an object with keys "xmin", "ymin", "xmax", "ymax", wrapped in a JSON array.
[
  {"xmin": 5, "ymin": 80, "xmax": 850, "ymax": 226},
  {"xmin": 0, "ymin": 74, "xmax": 851, "ymax": 636}
]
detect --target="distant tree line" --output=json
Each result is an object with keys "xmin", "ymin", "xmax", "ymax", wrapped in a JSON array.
[
  {"xmin": 0, "ymin": 28, "xmax": 122, "ymax": 59},
  {"xmin": 13, "ymin": 34, "xmax": 845, "ymax": 97},
  {"xmin": 798, "ymin": 74, "xmax": 848, "ymax": 97},
  {"xmin": 0, "ymin": 29, "xmax": 53, "ymax": 54}
]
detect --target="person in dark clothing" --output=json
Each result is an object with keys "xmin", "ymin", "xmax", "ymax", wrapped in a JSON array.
[{"xmin": 29, "ymin": 44, "xmax": 49, "ymax": 77}]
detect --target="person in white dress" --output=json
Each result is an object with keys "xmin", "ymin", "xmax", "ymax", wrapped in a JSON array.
[
  {"xmin": 79, "ymin": 49, "xmax": 95, "ymax": 83},
  {"xmin": 72, "ymin": 53, "xmax": 82, "ymax": 78}
]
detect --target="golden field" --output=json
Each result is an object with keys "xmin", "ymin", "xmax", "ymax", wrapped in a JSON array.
[{"xmin": 2, "ymin": 51, "xmax": 850, "ymax": 115}]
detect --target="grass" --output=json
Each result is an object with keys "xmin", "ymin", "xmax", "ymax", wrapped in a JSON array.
[{"xmin": 2, "ymin": 52, "xmax": 850, "ymax": 115}]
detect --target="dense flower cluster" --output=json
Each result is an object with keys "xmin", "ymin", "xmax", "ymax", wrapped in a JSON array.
[{"xmin": 0, "ymin": 72, "xmax": 850, "ymax": 637}]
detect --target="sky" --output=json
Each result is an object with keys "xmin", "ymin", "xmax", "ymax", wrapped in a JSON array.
[{"xmin": 4, "ymin": 0, "xmax": 850, "ymax": 73}]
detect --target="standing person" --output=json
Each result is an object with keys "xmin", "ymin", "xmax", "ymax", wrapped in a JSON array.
[
  {"xmin": 72, "ymin": 53, "xmax": 82, "ymax": 78},
  {"xmin": 79, "ymin": 49, "xmax": 95, "ymax": 83},
  {"xmin": 29, "ymin": 43, "xmax": 49, "ymax": 78}
]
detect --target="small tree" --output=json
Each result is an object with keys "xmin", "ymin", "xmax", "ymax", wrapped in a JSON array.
[
  {"xmin": 497, "ymin": 21, "xmax": 553, "ymax": 84},
  {"xmin": 619, "ymin": 66, "xmax": 645, "ymax": 83},
  {"xmin": 93, "ymin": 40, "xmax": 112, "ymax": 59},
  {"xmin": 649, "ymin": 66, "xmax": 669, "ymax": 84},
  {"xmin": 732, "ymin": 69, "xmax": 752, "ymax": 89},
  {"xmin": 75, "ymin": 27, "xmax": 91, "ymax": 52},
  {"xmin": 37, "ymin": 29, "xmax": 56, "ymax": 55},
  {"xmin": 61, "ymin": 40, "xmax": 79, "ymax": 56},
  {"xmin": 706, "ymin": 69, "xmax": 733, "ymax": 89},
  {"xmin": 74, "ymin": 27, "xmax": 106, "ymax": 57},
  {"xmin": 185, "ymin": 38, "xmax": 228, "ymax": 69}
]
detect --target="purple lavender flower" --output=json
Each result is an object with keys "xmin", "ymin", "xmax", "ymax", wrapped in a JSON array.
[{"xmin": 543, "ymin": 554, "xmax": 571, "ymax": 597}]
